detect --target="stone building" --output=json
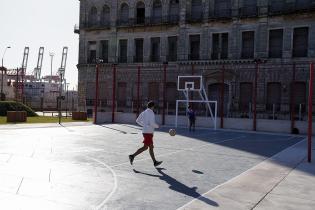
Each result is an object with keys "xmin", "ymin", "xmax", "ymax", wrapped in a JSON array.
[{"xmin": 75, "ymin": 0, "xmax": 315, "ymax": 120}]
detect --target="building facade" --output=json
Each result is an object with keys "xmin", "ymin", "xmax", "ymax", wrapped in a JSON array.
[{"xmin": 76, "ymin": 0, "xmax": 315, "ymax": 120}]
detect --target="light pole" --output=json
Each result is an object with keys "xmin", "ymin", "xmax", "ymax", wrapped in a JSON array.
[
  {"xmin": 49, "ymin": 52, "xmax": 55, "ymax": 83},
  {"xmin": 1, "ymin": 46, "xmax": 11, "ymax": 101}
]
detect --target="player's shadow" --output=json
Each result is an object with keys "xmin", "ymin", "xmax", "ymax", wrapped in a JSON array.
[{"xmin": 133, "ymin": 168, "xmax": 219, "ymax": 207}]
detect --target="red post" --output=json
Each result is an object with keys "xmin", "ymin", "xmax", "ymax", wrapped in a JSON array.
[
  {"xmin": 308, "ymin": 62, "xmax": 314, "ymax": 163},
  {"xmin": 220, "ymin": 65, "xmax": 225, "ymax": 128},
  {"xmin": 137, "ymin": 65, "xmax": 141, "ymax": 117},
  {"xmin": 291, "ymin": 63, "xmax": 296, "ymax": 133},
  {"xmin": 93, "ymin": 64, "xmax": 100, "ymax": 124},
  {"xmin": 162, "ymin": 63, "xmax": 167, "ymax": 125},
  {"xmin": 253, "ymin": 62, "xmax": 259, "ymax": 131},
  {"xmin": 112, "ymin": 64, "xmax": 117, "ymax": 123}
]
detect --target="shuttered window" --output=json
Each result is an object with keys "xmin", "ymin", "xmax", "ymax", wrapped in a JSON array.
[
  {"xmin": 119, "ymin": 40, "xmax": 128, "ymax": 63},
  {"xmin": 191, "ymin": 0, "xmax": 203, "ymax": 20},
  {"xmin": 117, "ymin": 82, "xmax": 127, "ymax": 106},
  {"xmin": 152, "ymin": 0, "xmax": 162, "ymax": 23},
  {"xmin": 120, "ymin": 3, "xmax": 129, "ymax": 25},
  {"xmin": 293, "ymin": 27, "xmax": 309, "ymax": 57},
  {"xmin": 269, "ymin": 29, "xmax": 283, "ymax": 58},
  {"xmin": 214, "ymin": 0, "xmax": 231, "ymax": 18},
  {"xmin": 190, "ymin": 35, "xmax": 200, "ymax": 60},
  {"xmin": 148, "ymin": 82, "xmax": 160, "ymax": 101},
  {"xmin": 101, "ymin": 5, "xmax": 110, "ymax": 26},
  {"xmin": 267, "ymin": 82, "xmax": 281, "ymax": 111},
  {"xmin": 240, "ymin": 82, "xmax": 253, "ymax": 111},
  {"xmin": 241, "ymin": 31, "xmax": 255, "ymax": 59}
]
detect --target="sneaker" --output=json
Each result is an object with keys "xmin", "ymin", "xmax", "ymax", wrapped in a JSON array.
[
  {"xmin": 129, "ymin": 155, "xmax": 134, "ymax": 165},
  {"xmin": 154, "ymin": 161, "xmax": 163, "ymax": 167}
]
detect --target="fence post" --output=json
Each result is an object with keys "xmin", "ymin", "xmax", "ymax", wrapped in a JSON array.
[
  {"xmin": 220, "ymin": 65, "xmax": 225, "ymax": 128},
  {"xmin": 112, "ymin": 64, "xmax": 116, "ymax": 123},
  {"xmin": 308, "ymin": 62, "xmax": 314, "ymax": 163},
  {"xmin": 94, "ymin": 64, "xmax": 99, "ymax": 124},
  {"xmin": 253, "ymin": 61, "xmax": 259, "ymax": 131},
  {"xmin": 137, "ymin": 65, "xmax": 141, "ymax": 117},
  {"xmin": 291, "ymin": 63, "xmax": 296, "ymax": 132},
  {"xmin": 162, "ymin": 62, "xmax": 167, "ymax": 125}
]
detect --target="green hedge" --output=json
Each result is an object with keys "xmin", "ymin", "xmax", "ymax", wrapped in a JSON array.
[{"xmin": 0, "ymin": 101, "xmax": 38, "ymax": 117}]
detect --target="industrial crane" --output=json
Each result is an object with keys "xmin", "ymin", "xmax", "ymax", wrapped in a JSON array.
[{"xmin": 33, "ymin": 47, "xmax": 44, "ymax": 81}]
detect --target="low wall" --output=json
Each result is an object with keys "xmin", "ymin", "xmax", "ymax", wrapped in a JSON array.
[{"xmin": 96, "ymin": 112, "xmax": 312, "ymax": 134}]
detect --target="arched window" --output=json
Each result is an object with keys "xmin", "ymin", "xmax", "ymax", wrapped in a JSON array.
[
  {"xmin": 120, "ymin": 3, "xmax": 129, "ymax": 25},
  {"xmin": 152, "ymin": 0, "xmax": 162, "ymax": 24},
  {"xmin": 169, "ymin": 0, "xmax": 179, "ymax": 23},
  {"xmin": 136, "ymin": 1, "xmax": 146, "ymax": 24},
  {"xmin": 191, "ymin": 0, "xmax": 202, "ymax": 21},
  {"xmin": 88, "ymin": 7, "xmax": 98, "ymax": 27},
  {"xmin": 101, "ymin": 5, "xmax": 110, "ymax": 27}
]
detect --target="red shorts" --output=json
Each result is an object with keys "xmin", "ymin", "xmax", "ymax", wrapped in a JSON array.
[{"xmin": 143, "ymin": 133, "xmax": 154, "ymax": 146}]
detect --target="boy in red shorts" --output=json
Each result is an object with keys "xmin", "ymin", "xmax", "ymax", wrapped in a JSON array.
[{"xmin": 129, "ymin": 101, "xmax": 163, "ymax": 167}]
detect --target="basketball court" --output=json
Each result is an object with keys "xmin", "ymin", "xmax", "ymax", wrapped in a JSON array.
[{"xmin": 0, "ymin": 123, "xmax": 305, "ymax": 210}]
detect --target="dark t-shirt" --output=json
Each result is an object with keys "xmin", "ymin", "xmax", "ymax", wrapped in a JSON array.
[{"xmin": 187, "ymin": 110, "xmax": 196, "ymax": 121}]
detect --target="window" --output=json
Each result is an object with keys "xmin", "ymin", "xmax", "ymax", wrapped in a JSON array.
[
  {"xmin": 239, "ymin": 82, "xmax": 252, "ymax": 112},
  {"xmin": 214, "ymin": 0, "xmax": 231, "ymax": 18},
  {"xmin": 267, "ymin": 83, "xmax": 281, "ymax": 111},
  {"xmin": 136, "ymin": 2, "xmax": 146, "ymax": 24},
  {"xmin": 240, "ymin": 0, "xmax": 257, "ymax": 17},
  {"xmin": 168, "ymin": 36, "xmax": 178, "ymax": 61},
  {"xmin": 120, "ymin": 3, "xmax": 129, "ymax": 25},
  {"xmin": 135, "ymin": 39, "xmax": 144, "ymax": 62},
  {"xmin": 88, "ymin": 7, "xmax": 98, "ymax": 27},
  {"xmin": 191, "ymin": 0, "xmax": 203, "ymax": 21},
  {"xmin": 269, "ymin": 0, "xmax": 286, "ymax": 14},
  {"xmin": 148, "ymin": 82, "xmax": 160, "ymax": 101},
  {"xmin": 119, "ymin": 40, "xmax": 128, "ymax": 63},
  {"xmin": 101, "ymin": 5, "xmax": 110, "ymax": 27},
  {"xmin": 212, "ymin": 33, "xmax": 229, "ymax": 60},
  {"xmin": 189, "ymin": 35, "xmax": 200, "ymax": 60},
  {"xmin": 151, "ymin": 37, "xmax": 160, "ymax": 62},
  {"xmin": 100, "ymin": 40, "xmax": 109, "ymax": 63},
  {"xmin": 293, "ymin": 27, "xmax": 309, "ymax": 57},
  {"xmin": 296, "ymin": 0, "xmax": 312, "ymax": 11},
  {"xmin": 269, "ymin": 29, "xmax": 283, "ymax": 58},
  {"xmin": 293, "ymin": 82, "xmax": 306, "ymax": 113},
  {"xmin": 88, "ymin": 41, "xmax": 96, "ymax": 63},
  {"xmin": 241, "ymin": 31, "xmax": 255, "ymax": 59},
  {"xmin": 117, "ymin": 82, "xmax": 127, "ymax": 107},
  {"xmin": 169, "ymin": 0, "xmax": 179, "ymax": 23},
  {"xmin": 152, "ymin": 0, "xmax": 162, "ymax": 24},
  {"xmin": 166, "ymin": 82, "xmax": 177, "ymax": 109}
]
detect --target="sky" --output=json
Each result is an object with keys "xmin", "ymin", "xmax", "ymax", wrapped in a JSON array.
[{"xmin": 0, "ymin": 0, "xmax": 80, "ymax": 90}]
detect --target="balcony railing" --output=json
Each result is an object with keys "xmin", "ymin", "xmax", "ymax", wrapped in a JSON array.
[
  {"xmin": 188, "ymin": 54, "xmax": 200, "ymax": 61},
  {"xmin": 210, "ymin": 9, "xmax": 232, "ymax": 20},
  {"xmin": 186, "ymin": 14, "xmax": 204, "ymax": 23},
  {"xmin": 134, "ymin": 55, "xmax": 144, "ymax": 63},
  {"xmin": 166, "ymin": 54, "xmax": 177, "ymax": 62},
  {"xmin": 239, "ymin": 6, "xmax": 258, "ymax": 18},
  {"xmin": 117, "ymin": 15, "xmax": 179, "ymax": 27},
  {"xmin": 80, "ymin": 21, "xmax": 111, "ymax": 29},
  {"xmin": 118, "ymin": 56, "xmax": 128, "ymax": 63},
  {"xmin": 150, "ymin": 55, "xmax": 161, "ymax": 62}
]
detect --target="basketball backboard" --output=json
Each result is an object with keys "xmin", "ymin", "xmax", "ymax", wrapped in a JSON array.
[{"xmin": 177, "ymin": 76, "xmax": 202, "ymax": 91}]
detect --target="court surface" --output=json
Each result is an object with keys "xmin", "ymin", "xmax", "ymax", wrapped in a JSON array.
[{"xmin": 0, "ymin": 123, "xmax": 304, "ymax": 210}]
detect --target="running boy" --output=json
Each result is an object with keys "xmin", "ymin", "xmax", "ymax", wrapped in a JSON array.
[
  {"xmin": 129, "ymin": 101, "xmax": 163, "ymax": 167},
  {"xmin": 187, "ymin": 105, "xmax": 196, "ymax": 132}
]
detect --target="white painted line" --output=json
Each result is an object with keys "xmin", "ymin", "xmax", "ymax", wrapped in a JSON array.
[
  {"xmin": 111, "ymin": 136, "xmax": 245, "ymax": 168},
  {"xmin": 176, "ymin": 138, "xmax": 307, "ymax": 210},
  {"xmin": 86, "ymin": 156, "xmax": 118, "ymax": 210}
]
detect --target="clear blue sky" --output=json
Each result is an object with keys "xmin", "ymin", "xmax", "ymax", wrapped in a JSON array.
[{"xmin": 0, "ymin": 0, "xmax": 80, "ymax": 90}]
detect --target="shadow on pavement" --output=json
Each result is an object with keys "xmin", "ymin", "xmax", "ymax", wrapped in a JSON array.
[{"xmin": 133, "ymin": 168, "xmax": 219, "ymax": 207}]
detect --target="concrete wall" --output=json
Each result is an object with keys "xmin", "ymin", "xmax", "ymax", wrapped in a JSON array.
[{"xmin": 96, "ymin": 112, "xmax": 313, "ymax": 134}]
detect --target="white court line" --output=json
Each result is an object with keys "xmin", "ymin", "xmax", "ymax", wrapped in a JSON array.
[
  {"xmin": 110, "ymin": 136, "xmax": 245, "ymax": 168},
  {"xmin": 85, "ymin": 156, "xmax": 118, "ymax": 210},
  {"xmin": 176, "ymin": 138, "xmax": 307, "ymax": 210}
]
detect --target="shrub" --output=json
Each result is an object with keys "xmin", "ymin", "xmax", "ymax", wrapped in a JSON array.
[{"xmin": 0, "ymin": 101, "xmax": 38, "ymax": 117}]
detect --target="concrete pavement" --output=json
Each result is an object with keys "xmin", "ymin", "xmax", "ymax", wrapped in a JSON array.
[{"xmin": 180, "ymin": 139, "xmax": 315, "ymax": 210}]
